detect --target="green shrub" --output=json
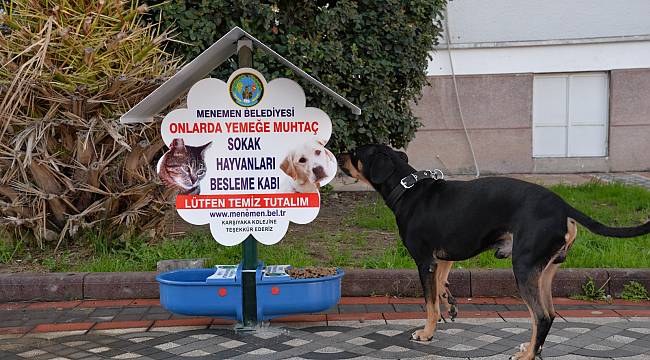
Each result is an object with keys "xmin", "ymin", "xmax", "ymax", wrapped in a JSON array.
[
  {"xmin": 145, "ymin": 0, "xmax": 446, "ymax": 151},
  {"xmin": 621, "ymin": 281, "xmax": 650, "ymax": 301},
  {"xmin": 573, "ymin": 276, "xmax": 608, "ymax": 301}
]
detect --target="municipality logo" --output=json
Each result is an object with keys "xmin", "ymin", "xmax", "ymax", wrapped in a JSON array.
[{"xmin": 230, "ymin": 72, "xmax": 264, "ymax": 107}]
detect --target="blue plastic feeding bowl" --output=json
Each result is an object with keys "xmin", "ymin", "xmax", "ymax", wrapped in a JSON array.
[
  {"xmin": 156, "ymin": 267, "xmax": 243, "ymax": 320},
  {"xmin": 156, "ymin": 263, "xmax": 344, "ymax": 321}
]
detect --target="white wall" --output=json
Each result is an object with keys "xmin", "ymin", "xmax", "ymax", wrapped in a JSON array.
[
  {"xmin": 445, "ymin": 0, "xmax": 650, "ymax": 44},
  {"xmin": 430, "ymin": 0, "xmax": 650, "ymax": 76},
  {"xmin": 428, "ymin": 40, "xmax": 650, "ymax": 76}
]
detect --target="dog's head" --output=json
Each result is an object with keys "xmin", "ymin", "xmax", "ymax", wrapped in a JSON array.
[
  {"xmin": 280, "ymin": 140, "xmax": 337, "ymax": 186},
  {"xmin": 337, "ymin": 144, "xmax": 409, "ymax": 187}
]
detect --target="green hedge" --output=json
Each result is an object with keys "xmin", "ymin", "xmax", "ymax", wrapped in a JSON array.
[{"xmin": 146, "ymin": 0, "xmax": 445, "ymax": 151}]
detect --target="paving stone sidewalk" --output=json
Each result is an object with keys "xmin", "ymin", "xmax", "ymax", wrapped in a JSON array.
[
  {"xmin": 1, "ymin": 298, "xmax": 649, "ymax": 359},
  {"xmin": 2, "ymin": 298, "xmax": 650, "ymax": 333},
  {"xmin": 1, "ymin": 318, "xmax": 649, "ymax": 359}
]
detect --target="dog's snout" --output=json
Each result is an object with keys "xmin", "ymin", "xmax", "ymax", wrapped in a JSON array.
[
  {"xmin": 336, "ymin": 153, "xmax": 352, "ymax": 177},
  {"xmin": 313, "ymin": 165, "xmax": 326, "ymax": 180}
]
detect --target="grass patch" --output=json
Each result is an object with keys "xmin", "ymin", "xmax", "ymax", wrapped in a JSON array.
[
  {"xmin": 0, "ymin": 238, "xmax": 23, "ymax": 263},
  {"xmin": 77, "ymin": 233, "xmax": 238, "ymax": 272},
  {"xmin": 2, "ymin": 182, "xmax": 648, "ymax": 272},
  {"xmin": 551, "ymin": 182, "xmax": 650, "ymax": 268},
  {"xmin": 340, "ymin": 182, "xmax": 650, "ymax": 269},
  {"xmin": 346, "ymin": 200, "xmax": 397, "ymax": 231},
  {"xmin": 361, "ymin": 239, "xmax": 415, "ymax": 269},
  {"xmin": 75, "ymin": 230, "xmax": 357, "ymax": 272}
]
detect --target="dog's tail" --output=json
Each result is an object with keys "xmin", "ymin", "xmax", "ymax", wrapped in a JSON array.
[{"xmin": 566, "ymin": 206, "xmax": 650, "ymax": 238}]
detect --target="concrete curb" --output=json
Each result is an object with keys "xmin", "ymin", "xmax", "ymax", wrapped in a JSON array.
[
  {"xmin": 1, "ymin": 268, "xmax": 649, "ymax": 302},
  {"xmin": 0, "ymin": 272, "xmax": 86, "ymax": 302}
]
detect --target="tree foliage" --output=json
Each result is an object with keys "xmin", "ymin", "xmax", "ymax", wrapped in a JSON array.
[{"xmin": 147, "ymin": 0, "xmax": 446, "ymax": 151}]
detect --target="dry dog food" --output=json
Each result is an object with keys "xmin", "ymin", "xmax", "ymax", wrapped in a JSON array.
[{"xmin": 286, "ymin": 267, "xmax": 337, "ymax": 279}]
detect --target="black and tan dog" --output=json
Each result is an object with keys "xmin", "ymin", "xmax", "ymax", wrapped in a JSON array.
[{"xmin": 337, "ymin": 144, "xmax": 650, "ymax": 360}]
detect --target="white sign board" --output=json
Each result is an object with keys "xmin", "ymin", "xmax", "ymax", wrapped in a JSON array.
[{"xmin": 157, "ymin": 68, "xmax": 336, "ymax": 246}]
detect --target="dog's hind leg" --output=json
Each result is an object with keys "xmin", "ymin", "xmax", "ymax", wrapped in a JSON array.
[
  {"xmin": 436, "ymin": 260, "xmax": 457, "ymax": 321},
  {"xmin": 537, "ymin": 258, "xmax": 560, "ymax": 352},
  {"xmin": 526, "ymin": 254, "xmax": 562, "ymax": 359},
  {"xmin": 411, "ymin": 259, "xmax": 440, "ymax": 341},
  {"xmin": 510, "ymin": 264, "xmax": 547, "ymax": 360},
  {"xmin": 536, "ymin": 224, "xmax": 575, "ymax": 350},
  {"xmin": 510, "ymin": 222, "xmax": 568, "ymax": 360}
]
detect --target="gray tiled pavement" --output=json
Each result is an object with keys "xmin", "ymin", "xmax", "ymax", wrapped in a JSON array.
[
  {"xmin": 1, "ymin": 318, "xmax": 648, "ymax": 359},
  {"xmin": 596, "ymin": 173, "xmax": 650, "ymax": 190}
]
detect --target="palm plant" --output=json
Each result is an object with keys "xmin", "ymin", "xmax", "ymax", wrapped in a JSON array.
[{"xmin": 0, "ymin": 0, "xmax": 181, "ymax": 250}]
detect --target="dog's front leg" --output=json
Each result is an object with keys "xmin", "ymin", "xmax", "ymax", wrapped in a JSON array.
[
  {"xmin": 436, "ymin": 260, "xmax": 457, "ymax": 321},
  {"xmin": 412, "ymin": 260, "xmax": 440, "ymax": 342}
]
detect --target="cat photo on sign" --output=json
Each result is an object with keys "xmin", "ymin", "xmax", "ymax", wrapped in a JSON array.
[{"xmin": 158, "ymin": 138, "xmax": 212, "ymax": 195}]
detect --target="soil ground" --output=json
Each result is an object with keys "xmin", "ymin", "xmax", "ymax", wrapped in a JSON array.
[{"xmin": 285, "ymin": 191, "xmax": 398, "ymax": 264}]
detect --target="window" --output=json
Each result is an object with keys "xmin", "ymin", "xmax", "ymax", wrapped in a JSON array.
[{"xmin": 532, "ymin": 73, "xmax": 609, "ymax": 157}]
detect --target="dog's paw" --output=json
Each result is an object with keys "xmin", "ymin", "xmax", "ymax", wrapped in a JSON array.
[
  {"xmin": 509, "ymin": 351, "xmax": 534, "ymax": 360},
  {"xmin": 410, "ymin": 329, "xmax": 433, "ymax": 342},
  {"xmin": 509, "ymin": 343, "xmax": 541, "ymax": 360},
  {"xmin": 509, "ymin": 353, "xmax": 541, "ymax": 360},
  {"xmin": 518, "ymin": 343, "xmax": 542, "ymax": 355},
  {"xmin": 448, "ymin": 304, "xmax": 458, "ymax": 321}
]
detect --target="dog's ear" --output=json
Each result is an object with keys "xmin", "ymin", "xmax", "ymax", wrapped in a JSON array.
[
  {"xmin": 397, "ymin": 151, "xmax": 409, "ymax": 163},
  {"xmin": 369, "ymin": 153, "xmax": 395, "ymax": 184},
  {"xmin": 280, "ymin": 155, "xmax": 297, "ymax": 180}
]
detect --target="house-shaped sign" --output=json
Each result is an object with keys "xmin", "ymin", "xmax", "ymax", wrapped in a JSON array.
[{"xmin": 121, "ymin": 27, "xmax": 360, "ymax": 246}]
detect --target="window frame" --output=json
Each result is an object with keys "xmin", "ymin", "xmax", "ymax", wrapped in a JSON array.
[{"xmin": 532, "ymin": 72, "xmax": 610, "ymax": 158}]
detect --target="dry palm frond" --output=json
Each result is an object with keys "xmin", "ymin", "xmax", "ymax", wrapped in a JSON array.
[{"xmin": 0, "ymin": 0, "xmax": 181, "ymax": 248}]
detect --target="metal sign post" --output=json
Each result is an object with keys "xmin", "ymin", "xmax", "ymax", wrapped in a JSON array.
[
  {"xmin": 241, "ymin": 233, "xmax": 258, "ymax": 328},
  {"xmin": 237, "ymin": 39, "xmax": 259, "ymax": 329}
]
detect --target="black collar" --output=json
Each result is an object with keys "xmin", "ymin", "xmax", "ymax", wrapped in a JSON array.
[{"xmin": 385, "ymin": 169, "xmax": 444, "ymax": 208}]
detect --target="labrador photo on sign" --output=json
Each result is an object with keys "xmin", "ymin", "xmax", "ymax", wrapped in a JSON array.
[{"xmin": 279, "ymin": 139, "xmax": 337, "ymax": 193}]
